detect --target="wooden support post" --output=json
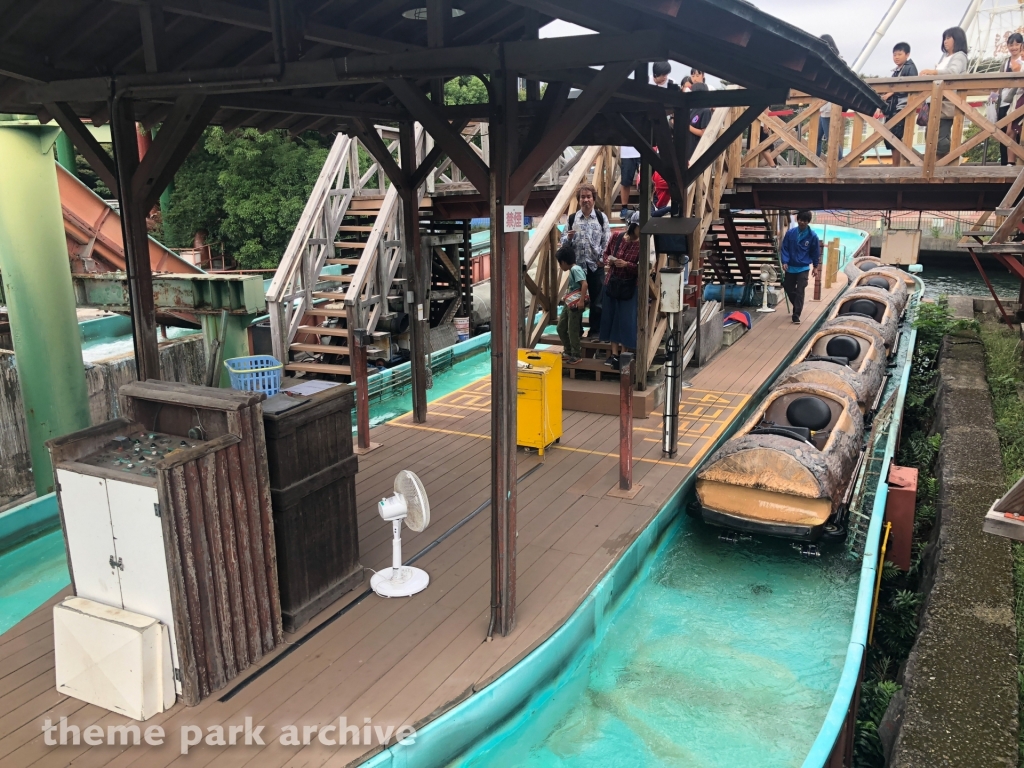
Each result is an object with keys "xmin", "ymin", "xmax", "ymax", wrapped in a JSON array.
[
  {"xmin": 923, "ymin": 80, "xmax": 944, "ymax": 178},
  {"xmin": 635, "ymin": 157, "xmax": 652, "ymax": 390},
  {"xmin": 488, "ymin": 67, "xmax": 519, "ymax": 639},
  {"xmin": 609, "ymin": 353, "xmax": 641, "ymax": 498},
  {"xmin": 619, "ymin": 352, "xmax": 634, "ymax": 491},
  {"xmin": 400, "ymin": 122, "xmax": 429, "ymax": 423},
  {"xmin": 826, "ymin": 104, "xmax": 842, "ymax": 179},
  {"xmin": 351, "ymin": 328, "xmax": 379, "ymax": 454},
  {"xmin": 813, "ymin": 263, "xmax": 822, "ymax": 301},
  {"xmin": 111, "ymin": 96, "xmax": 161, "ymax": 381}
]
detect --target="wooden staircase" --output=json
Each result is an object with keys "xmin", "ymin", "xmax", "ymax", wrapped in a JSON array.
[{"xmin": 703, "ymin": 209, "xmax": 780, "ymax": 286}]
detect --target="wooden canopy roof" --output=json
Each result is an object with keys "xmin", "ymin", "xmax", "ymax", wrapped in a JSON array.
[{"xmin": 0, "ymin": 0, "xmax": 882, "ymax": 134}]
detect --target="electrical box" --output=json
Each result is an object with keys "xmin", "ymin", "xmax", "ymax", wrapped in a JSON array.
[
  {"xmin": 660, "ymin": 267, "xmax": 687, "ymax": 314},
  {"xmin": 885, "ymin": 464, "xmax": 918, "ymax": 571},
  {"xmin": 517, "ymin": 350, "xmax": 562, "ymax": 456},
  {"xmin": 54, "ymin": 597, "xmax": 175, "ymax": 721}
]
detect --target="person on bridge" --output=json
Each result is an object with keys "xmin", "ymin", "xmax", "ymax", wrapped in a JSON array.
[
  {"xmin": 687, "ymin": 82, "xmax": 713, "ymax": 157},
  {"xmin": 878, "ymin": 42, "xmax": 918, "ymax": 168},
  {"xmin": 561, "ymin": 182, "xmax": 610, "ymax": 335},
  {"xmin": 991, "ymin": 33, "xmax": 1024, "ymax": 166},
  {"xmin": 779, "ymin": 210, "xmax": 821, "ymax": 326},
  {"xmin": 920, "ymin": 27, "xmax": 969, "ymax": 158}
]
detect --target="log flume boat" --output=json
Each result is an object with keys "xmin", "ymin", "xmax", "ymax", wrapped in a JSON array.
[{"xmin": 696, "ymin": 264, "xmax": 919, "ymax": 543}]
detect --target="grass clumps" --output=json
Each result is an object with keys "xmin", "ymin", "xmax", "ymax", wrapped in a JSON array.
[{"xmin": 979, "ymin": 321, "xmax": 1024, "ymax": 766}]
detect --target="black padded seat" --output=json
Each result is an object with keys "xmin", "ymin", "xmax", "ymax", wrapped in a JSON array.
[
  {"xmin": 840, "ymin": 299, "xmax": 883, "ymax": 321},
  {"xmin": 859, "ymin": 260, "xmax": 879, "ymax": 269},
  {"xmin": 866, "ymin": 277, "xmax": 890, "ymax": 290},
  {"xmin": 786, "ymin": 396, "xmax": 832, "ymax": 432},
  {"xmin": 825, "ymin": 335, "xmax": 861, "ymax": 361}
]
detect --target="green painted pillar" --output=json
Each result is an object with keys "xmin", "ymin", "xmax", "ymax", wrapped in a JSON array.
[
  {"xmin": 55, "ymin": 131, "xmax": 78, "ymax": 178},
  {"xmin": 0, "ymin": 126, "xmax": 91, "ymax": 495},
  {"xmin": 201, "ymin": 313, "xmax": 254, "ymax": 388}
]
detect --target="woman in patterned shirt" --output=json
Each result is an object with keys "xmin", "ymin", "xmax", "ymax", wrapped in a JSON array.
[{"xmin": 599, "ymin": 210, "xmax": 641, "ymax": 371}]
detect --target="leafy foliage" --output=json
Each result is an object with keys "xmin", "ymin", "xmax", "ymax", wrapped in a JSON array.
[
  {"xmin": 978, "ymin": 322, "xmax": 1024, "ymax": 765},
  {"xmin": 162, "ymin": 127, "xmax": 330, "ymax": 269},
  {"xmin": 445, "ymin": 75, "xmax": 490, "ymax": 105}
]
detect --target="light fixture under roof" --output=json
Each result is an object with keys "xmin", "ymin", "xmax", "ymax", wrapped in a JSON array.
[{"xmin": 402, "ymin": 7, "xmax": 466, "ymax": 20}]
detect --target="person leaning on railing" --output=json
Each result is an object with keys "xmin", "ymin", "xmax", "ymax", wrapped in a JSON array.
[
  {"xmin": 876, "ymin": 42, "xmax": 918, "ymax": 168},
  {"xmin": 990, "ymin": 32, "xmax": 1024, "ymax": 165},
  {"xmin": 919, "ymin": 26, "xmax": 969, "ymax": 157}
]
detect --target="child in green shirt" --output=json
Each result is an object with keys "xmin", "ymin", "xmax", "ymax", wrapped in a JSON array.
[{"xmin": 556, "ymin": 245, "xmax": 588, "ymax": 363}]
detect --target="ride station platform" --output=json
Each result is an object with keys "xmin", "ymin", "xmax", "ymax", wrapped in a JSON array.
[{"xmin": 0, "ymin": 275, "xmax": 849, "ymax": 768}]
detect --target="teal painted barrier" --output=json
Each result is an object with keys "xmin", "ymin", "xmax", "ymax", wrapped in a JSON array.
[
  {"xmin": 78, "ymin": 314, "xmax": 132, "ymax": 344},
  {"xmin": 0, "ymin": 492, "xmax": 59, "ymax": 553}
]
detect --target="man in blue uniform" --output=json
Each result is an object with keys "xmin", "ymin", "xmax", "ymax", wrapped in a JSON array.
[{"xmin": 779, "ymin": 210, "xmax": 821, "ymax": 325}]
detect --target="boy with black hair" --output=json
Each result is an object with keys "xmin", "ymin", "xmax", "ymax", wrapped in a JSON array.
[
  {"xmin": 652, "ymin": 61, "xmax": 673, "ymax": 88},
  {"xmin": 779, "ymin": 210, "xmax": 821, "ymax": 325},
  {"xmin": 555, "ymin": 246, "xmax": 588, "ymax": 364},
  {"xmin": 879, "ymin": 42, "xmax": 918, "ymax": 167}
]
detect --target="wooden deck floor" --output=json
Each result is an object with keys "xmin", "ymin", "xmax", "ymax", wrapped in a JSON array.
[{"xmin": 0, "ymin": 277, "xmax": 847, "ymax": 768}]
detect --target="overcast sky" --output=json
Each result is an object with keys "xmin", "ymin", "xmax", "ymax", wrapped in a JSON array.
[{"xmin": 542, "ymin": 0, "xmax": 975, "ymax": 80}]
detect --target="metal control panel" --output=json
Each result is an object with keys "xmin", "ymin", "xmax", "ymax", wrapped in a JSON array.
[{"xmin": 79, "ymin": 430, "xmax": 206, "ymax": 479}]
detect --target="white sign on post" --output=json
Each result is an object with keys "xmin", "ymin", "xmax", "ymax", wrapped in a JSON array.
[{"xmin": 503, "ymin": 205, "xmax": 525, "ymax": 232}]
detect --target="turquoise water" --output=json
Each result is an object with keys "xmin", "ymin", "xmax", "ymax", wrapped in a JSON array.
[
  {"xmin": 0, "ymin": 528, "xmax": 70, "ymax": 635},
  {"xmin": 367, "ymin": 351, "xmax": 493, "ymax": 426},
  {"xmin": 457, "ymin": 519, "xmax": 859, "ymax": 768},
  {"xmin": 811, "ymin": 224, "xmax": 867, "ymax": 265}
]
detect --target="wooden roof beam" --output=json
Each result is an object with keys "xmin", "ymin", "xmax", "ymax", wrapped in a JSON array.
[
  {"xmin": 510, "ymin": 60, "xmax": 635, "ymax": 203},
  {"xmin": 45, "ymin": 101, "xmax": 120, "ymax": 194},
  {"xmin": 110, "ymin": 0, "xmax": 419, "ymax": 55},
  {"xmin": 387, "ymin": 78, "xmax": 490, "ymax": 192}
]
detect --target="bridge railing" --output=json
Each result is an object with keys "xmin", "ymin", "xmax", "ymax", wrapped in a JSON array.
[{"xmin": 743, "ymin": 72, "xmax": 1024, "ymax": 178}]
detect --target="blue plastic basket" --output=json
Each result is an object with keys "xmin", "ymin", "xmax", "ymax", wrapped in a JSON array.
[{"xmin": 224, "ymin": 355, "xmax": 284, "ymax": 396}]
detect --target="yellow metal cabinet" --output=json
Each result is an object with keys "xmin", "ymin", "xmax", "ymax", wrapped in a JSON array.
[{"xmin": 517, "ymin": 349, "xmax": 562, "ymax": 456}]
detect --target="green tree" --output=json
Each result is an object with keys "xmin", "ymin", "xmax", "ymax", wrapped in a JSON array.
[
  {"xmin": 445, "ymin": 75, "xmax": 489, "ymax": 105},
  {"xmin": 163, "ymin": 127, "xmax": 330, "ymax": 269}
]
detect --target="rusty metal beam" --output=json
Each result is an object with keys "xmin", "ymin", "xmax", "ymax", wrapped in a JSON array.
[{"xmin": 969, "ymin": 248, "xmax": 1016, "ymax": 329}]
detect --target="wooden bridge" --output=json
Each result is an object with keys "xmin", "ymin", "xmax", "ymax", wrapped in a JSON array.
[{"xmin": 730, "ymin": 72, "xmax": 1024, "ymax": 210}]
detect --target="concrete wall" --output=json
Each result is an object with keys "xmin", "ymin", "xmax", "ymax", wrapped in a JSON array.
[
  {"xmin": 0, "ymin": 337, "xmax": 206, "ymax": 503},
  {"xmin": 885, "ymin": 331, "xmax": 1019, "ymax": 767}
]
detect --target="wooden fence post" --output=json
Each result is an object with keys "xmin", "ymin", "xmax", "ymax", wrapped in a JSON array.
[{"xmin": 351, "ymin": 329, "xmax": 379, "ymax": 454}]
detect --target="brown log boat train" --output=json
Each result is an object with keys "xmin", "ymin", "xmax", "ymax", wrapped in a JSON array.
[{"xmin": 695, "ymin": 260, "xmax": 919, "ymax": 542}]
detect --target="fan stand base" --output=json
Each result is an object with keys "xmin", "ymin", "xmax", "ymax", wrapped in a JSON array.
[
  {"xmin": 756, "ymin": 308, "xmax": 776, "ymax": 313},
  {"xmin": 371, "ymin": 566, "xmax": 430, "ymax": 598}
]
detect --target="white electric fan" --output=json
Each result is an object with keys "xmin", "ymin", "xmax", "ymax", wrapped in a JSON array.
[
  {"xmin": 757, "ymin": 264, "xmax": 779, "ymax": 313},
  {"xmin": 371, "ymin": 470, "xmax": 431, "ymax": 598}
]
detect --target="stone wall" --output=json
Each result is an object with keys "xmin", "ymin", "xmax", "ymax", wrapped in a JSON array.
[
  {"xmin": 885, "ymin": 331, "xmax": 1019, "ymax": 767},
  {"xmin": 0, "ymin": 337, "xmax": 206, "ymax": 502}
]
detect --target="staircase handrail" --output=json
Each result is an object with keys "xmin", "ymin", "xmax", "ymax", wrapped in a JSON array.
[{"xmin": 267, "ymin": 133, "xmax": 352, "ymax": 303}]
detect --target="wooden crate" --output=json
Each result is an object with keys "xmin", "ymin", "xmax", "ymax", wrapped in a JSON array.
[
  {"xmin": 263, "ymin": 383, "xmax": 362, "ymax": 632},
  {"xmin": 50, "ymin": 382, "xmax": 284, "ymax": 706}
]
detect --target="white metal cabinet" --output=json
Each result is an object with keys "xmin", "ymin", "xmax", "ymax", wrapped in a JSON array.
[{"xmin": 56, "ymin": 470, "xmax": 181, "ymax": 693}]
